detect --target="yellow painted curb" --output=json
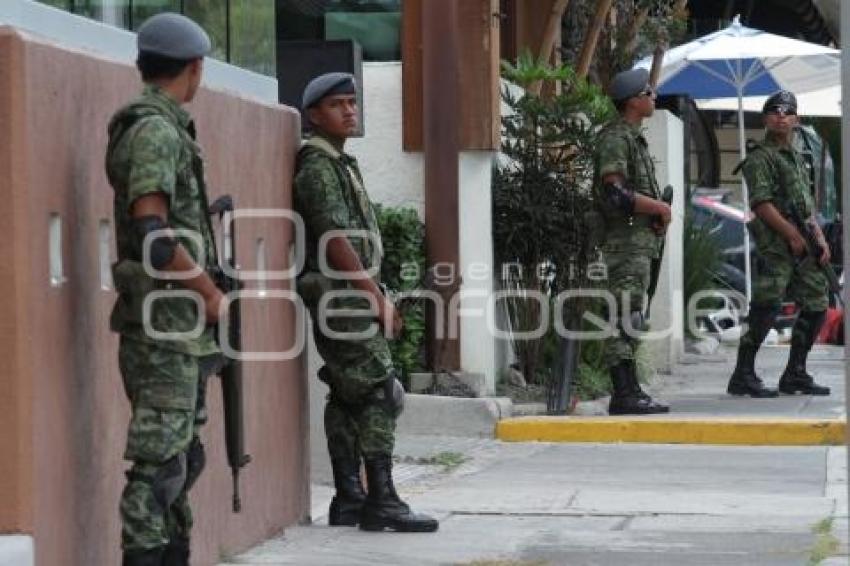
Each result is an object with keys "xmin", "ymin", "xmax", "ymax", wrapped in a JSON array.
[{"xmin": 496, "ymin": 417, "xmax": 847, "ymax": 446}]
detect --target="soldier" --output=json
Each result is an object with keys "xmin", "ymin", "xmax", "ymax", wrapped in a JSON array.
[
  {"xmin": 294, "ymin": 73, "xmax": 438, "ymax": 532},
  {"xmin": 105, "ymin": 13, "xmax": 224, "ymax": 566},
  {"xmin": 726, "ymin": 90, "xmax": 831, "ymax": 397},
  {"xmin": 593, "ymin": 68, "xmax": 671, "ymax": 415}
]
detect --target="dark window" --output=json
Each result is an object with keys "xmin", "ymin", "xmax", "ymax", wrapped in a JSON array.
[
  {"xmin": 35, "ymin": 0, "xmax": 277, "ymax": 76},
  {"xmin": 276, "ymin": 0, "xmax": 401, "ymax": 62}
]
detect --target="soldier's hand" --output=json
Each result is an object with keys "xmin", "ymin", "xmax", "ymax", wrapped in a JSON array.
[
  {"xmin": 378, "ymin": 296, "xmax": 404, "ymax": 340},
  {"xmin": 818, "ymin": 242, "xmax": 831, "ymax": 266},
  {"xmin": 205, "ymin": 289, "xmax": 227, "ymax": 324},
  {"xmin": 653, "ymin": 201, "xmax": 672, "ymax": 233},
  {"xmin": 787, "ymin": 230, "xmax": 807, "ymax": 257}
]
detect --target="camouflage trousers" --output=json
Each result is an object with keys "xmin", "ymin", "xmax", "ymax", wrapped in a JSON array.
[
  {"xmin": 309, "ymin": 295, "xmax": 396, "ymax": 460},
  {"xmin": 752, "ymin": 251, "xmax": 829, "ymax": 312},
  {"xmin": 118, "ymin": 337, "xmax": 219, "ymax": 552},
  {"xmin": 602, "ymin": 252, "xmax": 651, "ymax": 368}
]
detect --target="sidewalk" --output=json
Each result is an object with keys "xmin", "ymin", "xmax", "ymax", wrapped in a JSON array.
[
  {"xmin": 499, "ymin": 344, "xmax": 847, "ymax": 445},
  {"xmin": 221, "ymin": 345, "xmax": 849, "ymax": 566}
]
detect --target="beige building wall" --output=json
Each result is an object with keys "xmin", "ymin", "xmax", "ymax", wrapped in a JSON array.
[{"xmin": 0, "ymin": 28, "xmax": 308, "ymax": 566}]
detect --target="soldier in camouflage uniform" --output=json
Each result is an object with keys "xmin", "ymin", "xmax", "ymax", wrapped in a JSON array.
[
  {"xmin": 593, "ymin": 68, "xmax": 671, "ymax": 415},
  {"xmin": 727, "ymin": 90, "xmax": 831, "ymax": 398},
  {"xmin": 105, "ymin": 13, "xmax": 225, "ymax": 566},
  {"xmin": 294, "ymin": 73, "xmax": 438, "ymax": 532}
]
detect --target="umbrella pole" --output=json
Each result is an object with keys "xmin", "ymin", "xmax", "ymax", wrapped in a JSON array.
[{"xmin": 737, "ymin": 75, "xmax": 753, "ymax": 313}]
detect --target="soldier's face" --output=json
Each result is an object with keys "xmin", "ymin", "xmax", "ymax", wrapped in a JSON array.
[
  {"xmin": 764, "ymin": 109, "xmax": 798, "ymax": 135},
  {"xmin": 626, "ymin": 87, "xmax": 655, "ymax": 118},
  {"xmin": 638, "ymin": 86, "xmax": 656, "ymax": 117},
  {"xmin": 308, "ymin": 94, "xmax": 358, "ymax": 138}
]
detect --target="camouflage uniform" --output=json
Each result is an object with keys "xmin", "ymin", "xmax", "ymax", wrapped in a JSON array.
[
  {"xmin": 593, "ymin": 118, "xmax": 663, "ymax": 366},
  {"xmin": 727, "ymin": 129, "xmax": 831, "ymax": 396},
  {"xmin": 744, "ymin": 133, "xmax": 828, "ymax": 313},
  {"xmin": 106, "ymin": 84, "xmax": 221, "ymax": 552},
  {"xmin": 293, "ymin": 134, "xmax": 396, "ymax": 460}
]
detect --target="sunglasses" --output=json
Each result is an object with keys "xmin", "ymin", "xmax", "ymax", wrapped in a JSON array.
[
  {"xmin": 640, "ymin": 88, "xmax": 655, "ymax": 97},
  {"xmin": 766, "ymin": 106, "xmax": 796, "ymax": 116}
]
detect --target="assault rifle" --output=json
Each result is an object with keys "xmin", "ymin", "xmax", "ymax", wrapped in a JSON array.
[
  {"xmin": 646, "ymin": 184, "xmax": 674, "ymax": 319},
  {"xmin": 786, "ymin": 205, "xmax": 844, "ymax": 307},
  {"xmin": 208, "ymin": 195, "xmax": 252, "ymax": 513}
]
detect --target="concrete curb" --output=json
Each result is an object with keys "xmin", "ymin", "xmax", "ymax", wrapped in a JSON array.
[
  {"xmin": 496, "ymin": 416, "xmax": 848, "ymax": 446},
  {"xmin": 397, "ymin": 394, "xmax": 512, "ymax": 438}
]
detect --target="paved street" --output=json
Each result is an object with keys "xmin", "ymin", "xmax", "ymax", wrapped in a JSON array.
[{"xmin": 222, "ymin": 345, "xmax": 849, "ymax": 566}]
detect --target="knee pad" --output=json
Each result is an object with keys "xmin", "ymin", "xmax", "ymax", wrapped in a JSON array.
[
  {"xmin": 184, "ymin": 438, "xmax": 206, "ymax": 492},
  {"xmin": 151, "ymin": 453, "xmax": 188, "ymax": 510}
]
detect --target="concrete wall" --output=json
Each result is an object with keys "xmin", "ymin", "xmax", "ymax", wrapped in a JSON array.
[
  {"xmin": 0, "ymin": 27, "xmax": 308, "ymax": 566},
  {"xmin": 645, "ymin": 110, "xmax": 686, "ymax": 373},
  {"xmin": 345, "ymin": 63, "xmax": 498, "ymax": 389},
  {"xmin": 348, "ymin": 63, "xmax": 425, "ymax": 214},
  {"xmin": 459, "ymin": 152, "xmax": 497, "ymax": 392}
]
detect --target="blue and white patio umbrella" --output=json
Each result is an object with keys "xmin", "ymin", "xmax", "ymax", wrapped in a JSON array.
[{"xmin": 636, "ymin": 15, "xmax": 840, "ymax": 305}]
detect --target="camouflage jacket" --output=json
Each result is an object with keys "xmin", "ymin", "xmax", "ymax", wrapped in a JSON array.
[
  {"xmin": 105, "ymin": 84, "xmax": 219, "ymax": 356},
  {"xmin": 593, "ymin": 117, "xmax": 662, "ymax": 258},
  {"xmin": 293, "ymin": 134, "xmax": 383, "ymax": 307},
  {"xmin": 742, "ymin": 132, "xmax": 814, "ymax": 256}
]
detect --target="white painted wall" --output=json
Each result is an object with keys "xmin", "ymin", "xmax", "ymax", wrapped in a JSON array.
[
  {"xmin": 645, "ymin": 110, "xmax": 686, "ymax": 373},
  {"xmin": 347, "ymin": 63, "xmax": 497, "ymax": 391},
  {"xmin": 0, "ymin": 536, "xmax": 33, "ymax": 566},
  {"xmin": 347, "ymin": 63, "xmax": 425, "ymax": 214},
  {"xmin": 458, "ymin": 152, "xmax": 498, "ymax": 393}
]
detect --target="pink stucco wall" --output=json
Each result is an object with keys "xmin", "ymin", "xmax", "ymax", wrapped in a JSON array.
[{"xmin": 0, "ymin": 27, "xmax": 308, "ymax": 566}]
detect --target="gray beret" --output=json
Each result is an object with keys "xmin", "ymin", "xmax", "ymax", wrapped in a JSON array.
[
  {"xmin": 763, "ymin": 90, "xmax": 797, "ymax": 114},
  {"xmin": 302, "ymin": 72, "xmax": 356, "ymax": 111},
  {"xmin": 609, "ymin": 68, "xmax": 651, "ymax": 102},
  {"xmin": 137, "ymin": 13, "xmax": 211, "ymax": 60}
]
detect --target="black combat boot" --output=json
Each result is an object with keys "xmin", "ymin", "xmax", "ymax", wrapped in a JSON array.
[
  {"xmin": 122, "ymin": 547, "xmax": 164, "ymax": 566},
  {"xmin": 162, "ymin": 537, "xmax": 190, "ymax": 566},
  {"xmin": 627, "ymin": 360, "xmax": 669, "ymax": 412},
  {"xmin": 359, "ymin": 454, "xmax": 439, "ymax": 532},
  {"xmin": 727, "ymin": 345, "xmax": 779, "ymax": 397},
  {"xmin": 608, "ymin": 361, "xmax": 669, "ymax": 415},
  {"xmin": 779, "ymin": 310, "xmax": 830, "ymax": 396},
  {"xmin": 328, "ymin": 457, "xmax": 367, "ymax": 526},
  {"xmin": 727, "ymin": 304, "xmax": 779, "ymax": 398}
]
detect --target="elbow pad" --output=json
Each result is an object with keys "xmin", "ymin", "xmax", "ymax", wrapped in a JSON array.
[
  {"xmin": 131, "ymin": 215, "xmax": 177, "ymax": 270},
  {"xmin": 602, "ymin": 181, "xmax": 636, "ymax": 215}
]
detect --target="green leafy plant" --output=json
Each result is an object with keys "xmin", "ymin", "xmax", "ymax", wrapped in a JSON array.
[
  {"xmin": 376, "ymin": 205, "xmax": 427, "ymax": 388},
  {"xmin": 494, "ymin": 54, "xmax": 614, "ymax": 389},
  {"xmin": 682, "ymin": 208, "xmax": 726, "ymax": 336}
]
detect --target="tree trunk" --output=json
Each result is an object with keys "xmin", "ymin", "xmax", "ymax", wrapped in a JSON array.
[
  {"xmin": 575, "ymin": 0, "xmax": 614, "ymax": 80},
  {"xmin": 649, "ymin": 44, "xmax": 666, "ymax": 88},
  {"xmin": 623, "ymin": 7, "xmax": 649, "ymax": 57},
  {"xmin": 529, "ymin": 0, "xmax": 571, "ymax": 96}
]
